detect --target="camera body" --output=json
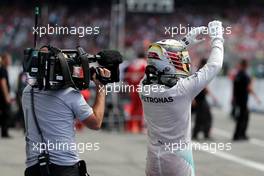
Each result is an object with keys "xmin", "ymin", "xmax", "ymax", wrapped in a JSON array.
[{"xmin": 23, "ymin": 45, "xmax": 123, "ymax": 90}]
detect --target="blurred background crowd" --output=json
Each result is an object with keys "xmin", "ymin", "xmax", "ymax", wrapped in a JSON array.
[{"xmin": 1, "ymin": 1, "xmax": 264, "ymax": 76}]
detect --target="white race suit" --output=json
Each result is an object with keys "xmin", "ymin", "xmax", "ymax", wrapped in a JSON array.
[{"xmin": 139, "ymin": 38, "xmax": 224, "ymax": 176}]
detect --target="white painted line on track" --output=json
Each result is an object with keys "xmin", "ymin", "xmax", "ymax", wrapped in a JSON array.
[
  {"xmin": 202, "ymin": 149, "xmax": 264, "ymax": 173},
  {"xmin": 250, "ymin": 138, "xmax": 264, "ymax": 148},
  {"xmin": 213, "ymin": 128, "xmax": 264, "ymax": 148},
  {"xmin": 193, "ymin": 128, "xmax": 264, "ymax": 172}
]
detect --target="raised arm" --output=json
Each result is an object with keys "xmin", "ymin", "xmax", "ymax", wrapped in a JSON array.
[{"xmin": 180, "ymin": 20, "xmax": 224, "ymax": 100}]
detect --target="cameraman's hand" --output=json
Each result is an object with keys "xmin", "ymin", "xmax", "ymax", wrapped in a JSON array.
[{"xmin": 92, "ymin": 68, "xmax": 111, "ymax": 87}]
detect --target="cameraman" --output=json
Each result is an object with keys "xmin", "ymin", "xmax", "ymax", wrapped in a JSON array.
[{"xmin": 22, "ymin": 68, "xmax": 110, "ymax": 176}]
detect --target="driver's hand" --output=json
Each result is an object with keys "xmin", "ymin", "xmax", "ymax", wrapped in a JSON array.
[
  {"xmin": 180, "ymin": 26, "xmax": 207, "ymax": 48},
  {"xmin": 208, "ymin": 20, "xmax": 224, "ymax": 42}
]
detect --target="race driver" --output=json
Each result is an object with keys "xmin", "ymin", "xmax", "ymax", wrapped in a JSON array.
[{"xmin": 139, "ymin": 20, "xmax": 224, "ymax": 176}]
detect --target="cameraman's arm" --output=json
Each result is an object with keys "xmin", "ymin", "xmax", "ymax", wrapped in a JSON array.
[
  {"xmin": 83, "ymin": 86, "xmax": 105, "ymax": 130},
  {"xmin": 82, "ymin": 68, "xmax": 110, "ymax": 130}
]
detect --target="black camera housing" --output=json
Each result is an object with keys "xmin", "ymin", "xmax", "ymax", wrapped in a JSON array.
[{"xmin": 23, "ymin": 45, "xmax": 123, "ymax": 90}]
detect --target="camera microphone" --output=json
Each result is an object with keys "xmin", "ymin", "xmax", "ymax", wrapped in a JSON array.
[
  {"xmin": 97, "ymin": 50, "xmax": 123, "ymax": 66},
  {"xmin": 97, "ymin": 50, "xmax": 123, "ymax": 82}
]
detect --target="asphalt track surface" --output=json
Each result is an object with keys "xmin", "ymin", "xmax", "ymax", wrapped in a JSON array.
[{"xmin": 0, "ymin": 108, "xmax": 264, "ymax": 176}]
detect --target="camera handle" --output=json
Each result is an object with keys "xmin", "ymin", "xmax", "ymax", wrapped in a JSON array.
[
  {"xmin": 57, "ymin": 52, "xmax": 77, "ymax": 89},
  {"xmin": 77, "ymin": 47, "xmax": 90, "ymax": 88}
]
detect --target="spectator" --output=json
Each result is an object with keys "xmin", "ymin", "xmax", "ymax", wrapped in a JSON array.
[
  {"xmin": 192, "ymin": 59, "xmax": 218, "ymax": 140},
  {"xmin": 0, "ymin": 53, "xmax": 12, "ymax": 138},
  {"xmin": 16, "ymin": 71, "xmax": 27, "ymax": 132},
  {"xmin": 232, "ymin": 59, "xmax": 261, "ymax": 141},
  {"xmin": 124, "ymin": 53, "xmax": 147, "ymax": 133}
]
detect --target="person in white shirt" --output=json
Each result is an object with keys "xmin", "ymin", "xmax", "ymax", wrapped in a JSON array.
[{"xmin": 139, "ymin": 21, "xmax": 224, "ymax": 176}]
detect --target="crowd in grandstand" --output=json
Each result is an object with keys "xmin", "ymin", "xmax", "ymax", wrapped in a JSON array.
[{"xmin": 0, "ymin": 5, "xmax": 264, "ymax": 66}]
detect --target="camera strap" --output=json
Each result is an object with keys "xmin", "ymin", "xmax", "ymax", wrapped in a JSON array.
[
  {"xmin": 30, "ymin": 88, "xmax": 45, "ymax": 144},
  {"xmin": 30, "ymin": 88, "xmax": 51, "ymax": 176}
]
